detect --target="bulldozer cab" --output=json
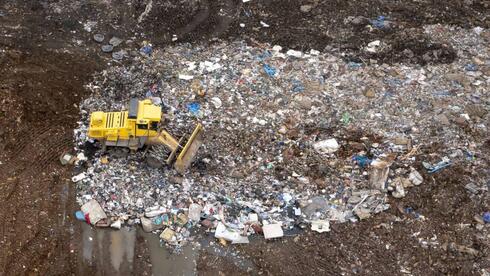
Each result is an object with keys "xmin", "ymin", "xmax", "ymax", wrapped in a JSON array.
[{"xmin": 132, "ymin": 99, "xmax": 161, "ymax": 137}]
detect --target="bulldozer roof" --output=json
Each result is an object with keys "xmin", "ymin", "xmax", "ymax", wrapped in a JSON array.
[{"xmin": 129, "ymin": 99, "xmax": 161, "ymax": 124}]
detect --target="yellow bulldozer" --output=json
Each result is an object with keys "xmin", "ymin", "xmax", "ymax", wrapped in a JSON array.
[{"xmin": 87, "ymin": 99, "xmax": 203, "ymax": 174}]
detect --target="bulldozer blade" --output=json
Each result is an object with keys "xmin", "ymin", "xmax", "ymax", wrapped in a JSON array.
[{"xmin": 174, "ymin": 123, "xmax": 203, "ymax": 174}]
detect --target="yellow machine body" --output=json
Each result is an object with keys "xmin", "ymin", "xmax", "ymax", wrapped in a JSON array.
[
  {"xmin": 88, "ymin": 99, "xmax": 203, "ymax": 174},
  {"xmin": 89, "ymin": 99, "xmax": 161, "ymax": 141}
]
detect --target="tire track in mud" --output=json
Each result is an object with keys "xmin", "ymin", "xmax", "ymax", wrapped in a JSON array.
[
  {"xmin": 142, "ymin": 0, "xmax": 490, "ymax": 64},
  {"xmin": 0, "ymin": 129, "xmax": 78, "ymax": 274},
  {"xmin": 0, "ymin": 38, "xmax": 99, "ymax": 273},
  {"xmin": 149, "ymin": 0, "xmax": 242, "ymax": 43},
  {"xmin": 0, "ymin": 126, "xmax": 72, "ymax": 200}
]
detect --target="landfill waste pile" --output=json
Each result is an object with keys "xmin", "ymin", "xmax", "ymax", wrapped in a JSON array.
[{"xmin": 72, "ymin": 24, "xmax": 489, "ymax": 248}]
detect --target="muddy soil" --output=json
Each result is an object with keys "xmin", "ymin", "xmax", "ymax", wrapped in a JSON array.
[
  {"xmin": 0, "ymin": 0, "xmax": 488, "ymax": 275},
  {"xmin": 142, "ymin": 0, "xmax": 489, "ymax": 64},
  {"xmin": 0, "ymin": 2, "xmax": 101, "ymax": 274}
]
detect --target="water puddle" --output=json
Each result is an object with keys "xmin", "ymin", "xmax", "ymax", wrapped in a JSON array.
[
  {"xmin": 79, "ymin": 225, "xmax": 255, "ymax": 275},
  {"xmin": 144, "ymin": 232, "xmax": 198, "ymax": 275}
]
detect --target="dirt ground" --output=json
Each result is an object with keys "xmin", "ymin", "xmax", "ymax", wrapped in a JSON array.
[{"xmin": 0, "ymin": 0, "xmax": 488, "ymax": 275}]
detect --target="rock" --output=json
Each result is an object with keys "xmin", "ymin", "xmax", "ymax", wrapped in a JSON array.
[
  {"xmin": 409, "ymin": 169, "xmax": 423, "ymax": 185},
  {"xmin": 434, "ymin": 114, "xmax": 450, "ymax": 125},
  {"xmin": 454, "ymin": 117, "xmax": 469, "ymax": 127},
  {"xmin": 354, "ymin": 208, "xmax": 371, "ymax": 220},
  {"xmin": 300, "ymin": 5, "xmax": 312, "ymax": 13},
  {"xmin": 278, "ymin": 125, "xmax": 288, "ymax": 134},
  {"xmin": 313, "ymin": 138, "xmax": 340, "ymax": 154},
  {"xmin": 403, "ymin": 49, "xmax": 414, "ymax": 58},
  {"xmin": 364, "ymin": 88, "xmax": 376, "ymax": 98},
  {"xmin": 93, "ymin": 34, "xmax": 104, "ymax": 43},
  {"xmin": 109, "ymin": 36, "xmax": 123, "ymax": 47},
  {"xmin": 294, "ymin": 95, "xmax": 313, "ymax": 109}
]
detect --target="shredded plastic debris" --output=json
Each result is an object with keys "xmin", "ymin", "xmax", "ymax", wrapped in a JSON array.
[{"xmin": 72, "ymin": 28, "xmax": 489, "ymax": 248}]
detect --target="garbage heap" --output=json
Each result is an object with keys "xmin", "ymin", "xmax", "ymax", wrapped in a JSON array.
[{"xmin": 73, "ymin": 25, "xmax": 489, "ymax": 247}]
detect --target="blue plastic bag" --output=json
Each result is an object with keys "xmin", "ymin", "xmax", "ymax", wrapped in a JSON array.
[
  {"xmin": 483, "ymin": 212, "xmax": 490, "ymax": 223},
  {"xmin": 292, "ymin": 80, "xmax": 304, "ymax": 93},
  {"xmin": 140, "ymin": 45, "xmax": 153, "ymax": 56},
  {"xmin": 75, "ymin": 211, "xmax": 86, "ymax": 221},
  {"xmin": 187, "ymin": 102, "xmax": 201, "ymax": 115},
  {"xmin": 263, "ymin": 64, "xmax": 276, "ymax": 77},
  {"xmin": 370, "ymin": 16, "xmax": 388, "ymax": 29},
  {"xmin": 464, "ymin": 64, "xmax": 478, "ymax": 72},
  {"xmin": 353, "ymin": 155, "xmax": 371, "ymax": 168}
]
